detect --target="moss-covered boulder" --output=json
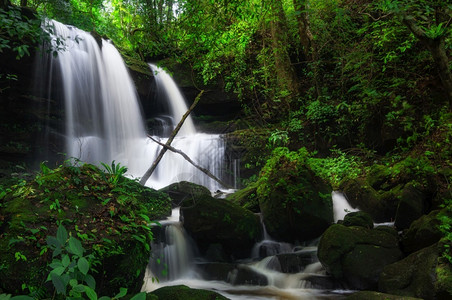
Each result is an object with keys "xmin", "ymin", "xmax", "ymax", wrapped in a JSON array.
[
  {"xmin": 343, "ymin": 211, "xmax": 374, "ymax": 229},
  {"xmin": 180, "ymin": 194, "xmax": 262, "ymax": 261},
  {"xmin": 0, "ymin": 163, "xmax": 171, "ymax": 296},
  {"xmin": 257, "ymin": 147, "xmax": 333, "ymax": 243},
  {"xmin": 160, "ymin": 181, "xmax": 211, "ymax": 207},
  {"xmin": 400, "ymin": 209, "xmax": 442, "ymax": 254},
  {"xmin": 378, "ymin": 243, "xmax": 445, "ymax": 299},
  {"xmin": 318, "ymin": 224, "xmax": 403, "ymax": 290},
  {"xmin": 147, "ymin": 285, "xmax": 228, "ymax": 300},
  {"xmin": 226, "ymin": 181, "xmax": 260, "ymax": 212},
  {"xmin": 341, "ymin": 158, "xmax": 437, "ymax": 227}
]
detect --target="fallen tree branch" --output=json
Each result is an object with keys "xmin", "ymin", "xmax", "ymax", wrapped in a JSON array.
[
  {"xmin": 139, "ymin": 90, "xmax": 204, "ymax": 186},
  {"xmin": 147, "ymin": 135, "xmax": 233, "ymax": 189}
]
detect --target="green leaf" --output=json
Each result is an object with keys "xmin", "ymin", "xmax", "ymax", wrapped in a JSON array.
[
  {"xmin": 50, "ymin": 273, "xmax": 67, "ymax": 295},
  {"xmin": 68, "ymin": 237, "xmax": 84, "ymax": 257},
  {"xmin": 56, "ymin": 225, "xmax": 68, "ymax": 244},
  {"xmin": 62, "ymin": 254, "xmax": 70, "ymax": 268},
  {"xmin": 114, "ymin": 287, "xmax": 127, "ymax": 299},
  {"xmin": 85, "ymin": 286, "xmax": 97, "ymax": 300},
  {"xmin": 47, "ymin": 236, "xmax": 61, "ymax": 248},
  {"xmin": 50, "ymin": 266, "xmax": 66, "ymax": 276},
  {"xmin": 10, "ymin": 296, "xmax": 34, "ymax": 300},
  {"xmin": 85, "ymin": 274, "xmax": 96, "ymax": 289},
  {"xmin": 98, "ymin": 297, "xmax": 111, "ymax": 300},
  {"xmin": 130, "ymin": 292, "xmax": 146, "ymax": 300},
  {"xmin": 77, "ymin": 257, "xmax": 89, "ymax": 275}
]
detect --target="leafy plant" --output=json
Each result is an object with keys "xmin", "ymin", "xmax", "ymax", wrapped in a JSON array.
[{"xmin": 101, "ymin": 161, "xmax": 128, "ymax": 186}]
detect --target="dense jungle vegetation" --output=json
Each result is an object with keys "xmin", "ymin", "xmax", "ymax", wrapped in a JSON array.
[{"xmin": 1, "ymin": 0, "xmax": 452, "ymax": 299}]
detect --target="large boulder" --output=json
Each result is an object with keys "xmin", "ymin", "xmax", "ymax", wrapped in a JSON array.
[
  {"xmin": 318, "ymin": 224, "xmax": 403, "ymax": 290},
  {"xmin": 180, "ymin": 194, "xmax": 262, "ymax": 261},
  {"xmin": 379, "ymin": 243, "xmax": 444, "ymax": 299},
  {"xmin": 160, "ymin": 181, "xmax": 211, "ymax": 207},
  {"xmin": 342, "ymin": 211, "xmax": 374, "ymax": 229},
  {"xmin": 226, "ymin": 181, "xmax": 260, "ymax": 213},
  {"xmin": 341, "ymin": 159, "xmax": 437, "ymax": 228},
  {"xmin": 346, "ymin": 291, "xmax": 422, "ymax": 300},
  {"xmin": 257, "ymin": 147, "xmax": 333, "ymax": 243},
  {"xmin": 400, "ymin": 209, "xmax": 443, "ymax": 254}
]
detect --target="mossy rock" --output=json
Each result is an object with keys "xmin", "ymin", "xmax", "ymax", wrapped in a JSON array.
[
  {"xmin": 400, "ymin": 209, "xmax": 443, "ymax": 254},
  {"xmin": 318, "ymin": 224, "xmax": 403, "ymax": 290},
  {"xmin": 346, "ymin": 291, "xmax": 422, "ymax": 300},
  {"xmin": 160, "ymin": 181, "xmax": 211, "ymax": 207},
  {"xmin": 226, "ymin": 181, "xmax": 260, "ymax": 212},
  {"xmin": 147, "ymin": 285, "xmax": 228, "ymax": 300},
  {"xmin": 180, "ymin": 194, "xmax": 262, "ymax": 261},
  {"xmin": 257, "ymin": 147, "xmax": 333, "ymax": 243},
  {"xmin": 379, "ymin": 243, "xmax": 440, "ymax": 299},
  {"xmin": 0, "ymin": 163, "xmax": 171, "ymax": 296},
  {"xmin": 343, "ymin": 211, "xmax": 374, "ymax": 229},
  {"xmin": 395, "ymin": 181, "xmax": 433, "ymax": 230}
]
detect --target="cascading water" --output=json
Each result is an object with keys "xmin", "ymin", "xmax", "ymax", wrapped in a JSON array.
[{"xmin": 37, "ymin": 20, "xmax": 230, "ymax": 191}]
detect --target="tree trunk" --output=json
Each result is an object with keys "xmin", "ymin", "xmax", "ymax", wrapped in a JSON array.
[
  {"xmin": 403, "ymin": 15, "xmax": 452, "ymax": 107},
  {"xmin": 293, "ymin": 0, "xmax": 313, "ymax": 61},
  {"xmin": 269, "ymin": 0, "xmax": 299, "ymax": 104}
]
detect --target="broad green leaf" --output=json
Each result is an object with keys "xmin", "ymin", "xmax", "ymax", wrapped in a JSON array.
[
  {"xmin": 10, "ymin": 296, "xmax": 34, "ymax": 300},
  {"xmin": 62, "ymin": 254, "xmax": 70, "ymax": 267},
  {"xmin": 85, "ymin": 286, "xmax": 97, "ymax": 300},
  {"xmin": 85, "ymin": 274, "xmax": 96, "ymax": 289},
  {"xmin": 68, "ymin": 237, "xmax": 84, "ymax": 257},
  {"xmin": 77, "ymin": 257, "xmax": 89, "ymax": 275},
  {"xmin": 50, "ymin": 273, "xmax": 67, "ymax": 295},
  {"xmin": 56, "ymin": 225, "xmax": 68, "ymax": 244},
  {"xmin": 50, "ymin": 266, "xmax": 66, "ymax": 276},
  {"xmin": 130, "ymin": 292, "xmax": 146, "ymax": 300}
]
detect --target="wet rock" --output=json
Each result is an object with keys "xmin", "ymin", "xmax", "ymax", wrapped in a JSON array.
[
  {"xmin": 226, "ymin": 181, "xmax": 260, "ymax": 213},
  {"xmin": 379, "ymin": 243, "xmax": 439, "ymax": 299},
  {"xmin": 394, "ymin": 181, "xmax": 431, "ymax": 230},
  {"xmin": 148, "ymin": 285, "xmax": 229, "ymax": 299},
  {"xmin": 302, "ymin": 275, "xmax": 347, "ymax": 290},
  {"xmin": 318, "ymin": 224, "xmax": 403, "ymax": 290},
  {"xmin": 343, "ymin": 211, "xmax": 374, "ymax": 229},
  {"xmin": 346, "ymin": 291, "xmax": 422, "ymax": 300},
  {"xmin": 160, "ymin": 181, "xmax": 211, "ymax": 207},
  {"xmin": 400, "ymin": 209, "xmax": 443, "ymax": 254},
  {"xmin": 275, "ymin": 249, "xmax": 318, "ymax": 273},
  {"xmin": 181, "ymin": 194, "xmax": 262, "ymax": 261},
  {"xmin": 196, "ymin": 262, "xmax": 268, "ymax": 286},
  {"xmin": 257, "ymin": 148, "xmax": 333, "ymax": 243}
]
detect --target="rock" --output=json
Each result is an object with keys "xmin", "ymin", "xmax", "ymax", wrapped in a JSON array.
[
  {"xmin": 343, "ymin": 211, "xmax": 374, "ymax": 229},
  {"xmin": 226, "ymin": 181, "xmax": 260, "ymax": 213},
  {"xmin": 318, "ymin": 224, "xmax": 403, "ymax": 290},
  {"xmin": 341, "ymin": 178, "xmax": 399, "ymax": 222},
  {"xmin": 379, "ymin": 243, "xmax": 439, "ymax": 299},
  {"xmin": 180, "ymin": 194, "xmax": 262, "ymax": 260},
  {"xmin": 394, "ymin": 181, "xmax": 431, "ymax": 230},
  {"xmin": 257, "ymin": 147, "xmax": 333, "ymax": 243},
  {"xmin": 400, "ymin": 209, "xmax": 443, "ymax": 254},
  {"xmin": 274, "ymin": 248, "xmax": 318, "ymax": 273},
  {"xmin": 197, "ymin": 262, "xmax": 269, "ymax": 286},
  {"xmin": 148, "ymin": 285, "xmax": 229, "ymax": 300},
  {"xmin": 160, "ymin": 181, "xmax": 211, "ymax": 207},
  {"xmin": 346, "ymin": 291, "xmax": 422, "ymax": 300},
  {"xmin": 302, "ymin": 275, "xmax": 347, "ymax": 290}
]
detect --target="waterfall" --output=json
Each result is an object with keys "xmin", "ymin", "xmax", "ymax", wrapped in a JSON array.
[{"xmin": 37, "ymin": 20, "xmax": 229, "ymax": 191}]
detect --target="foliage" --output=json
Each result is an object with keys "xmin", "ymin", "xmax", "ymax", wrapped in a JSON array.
[{"xmin": 0, "ymin": 5, "xmax": 41, "ymax": 59}]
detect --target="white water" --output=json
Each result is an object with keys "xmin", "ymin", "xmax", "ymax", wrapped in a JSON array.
[
  {"xmin": 332, "ymin": 191, "xmax": 359, "ymax": 222},
  {"xmin": 39, "ymin": 20, "xmax": 228, "ymax": 191},
  {"xmin": 142, "ymin": 208, "xmax": 348, "ymax": 299}
]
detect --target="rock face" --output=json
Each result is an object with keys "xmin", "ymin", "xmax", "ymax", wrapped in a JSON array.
[
  {"xmin": 341, "ymin": 160, "xmax": 437, "ymax": 228},
  {"xmin": 160, "ymin": 181, "xmax": 212, "ymax": 207},
  {"xmin": 342, "ymin": 211, "xmax": 374, "ymax": 229},
  {"xmin": 180, "ymin": 194, "xmax": 262, "ymax": 261},
  {"xmin": 400, "ymin": 209, "xmax": 443, "ymax": 254},
  {"xmin": 257, "ymin": 147, "xmax": 333, "ymax": 243},
  {"xmin": 346, "ymin": 291, "xmax": 423, "ymax": 300},
  {"xmin": 379, "ymin": 243, "xmax": 439, "ymax": 299},
  {"xmin": 317, "ymin": 224, "xmax": 403, "ymax": 290}
]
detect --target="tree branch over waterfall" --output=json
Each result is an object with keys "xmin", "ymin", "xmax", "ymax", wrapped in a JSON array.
[
  {"xmin": 139, "ymin": 90, "xmax": 204, "ymax": 186},
  {"xmin": 147, "ymin": 135, "xmax": 233, "ymax": 189}
]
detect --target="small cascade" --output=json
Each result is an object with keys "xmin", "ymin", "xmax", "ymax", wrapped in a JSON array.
[
  {"xmin": 36, "ymin": 20, "xmax": 234, "ymax": 191},
  {"xmin": 142, "ymin": 208, "xmax": 196, "ymax": 287},
  {"xmin": 332, "ymin": 191, "xmax": 359, "ymax": 222}
]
